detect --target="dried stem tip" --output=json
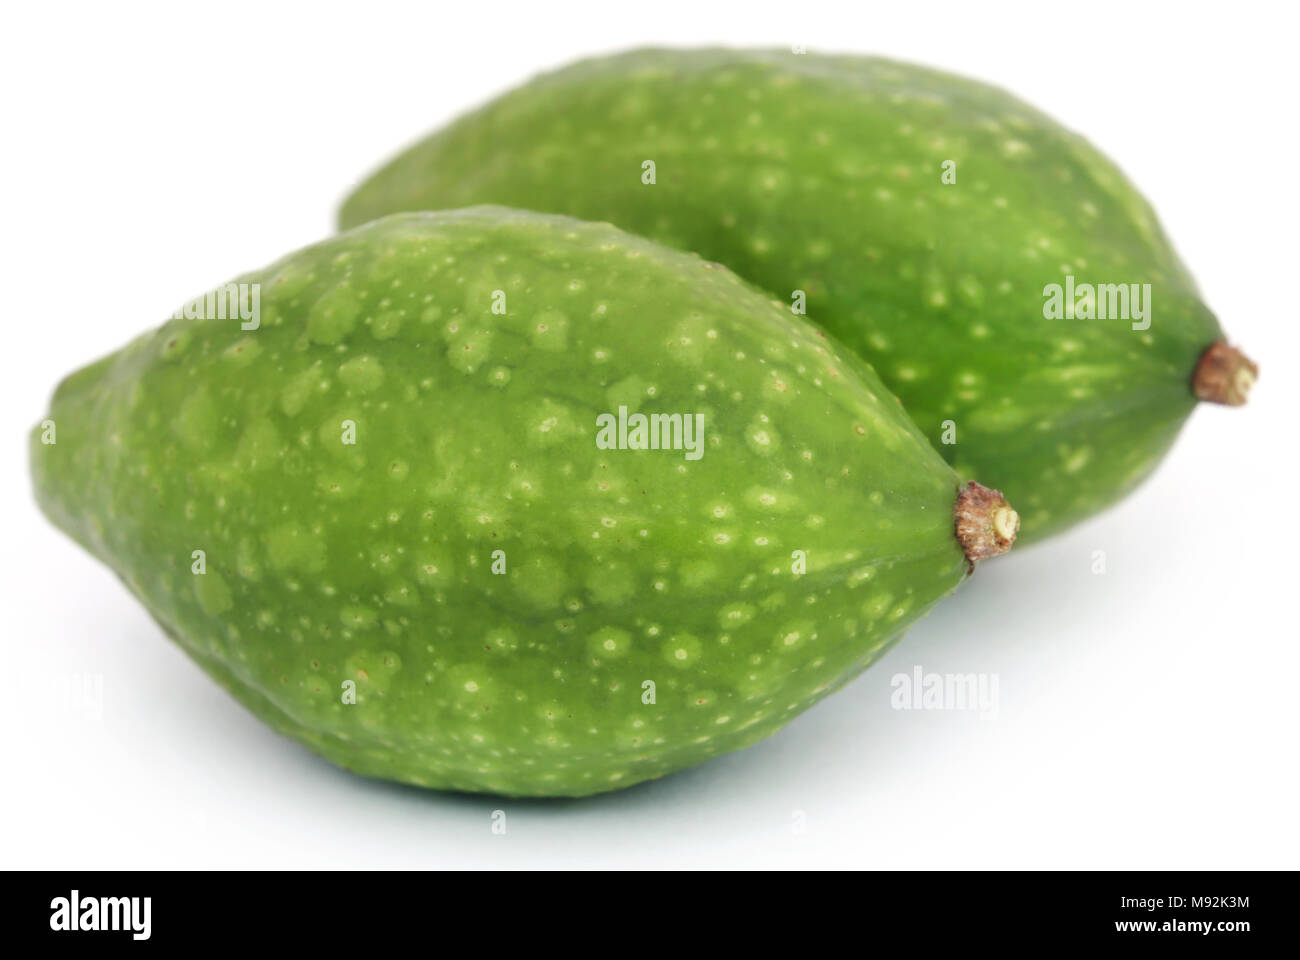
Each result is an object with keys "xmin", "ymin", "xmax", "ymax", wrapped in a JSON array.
[
  {"xmin": 955, "ymin": 481, "xmax": 1019, "ymax": 566},
  {"xmin": 1194, "ymin": 341, "xmax": 1258, "ymax": 406}
]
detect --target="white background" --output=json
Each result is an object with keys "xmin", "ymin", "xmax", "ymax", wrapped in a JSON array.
[{"xmin": 2, "ymin": 1, "xmax": 1296, "ymax": 869}]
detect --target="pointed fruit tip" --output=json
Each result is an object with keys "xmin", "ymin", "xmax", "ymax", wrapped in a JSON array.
[
  {"xmin": 1194, "ymin": 340, "xmax": 1257, "ymax": 406},
  {"xmin": 955, "ymin": 481, "xmax": 1019, "ymax": 570}
]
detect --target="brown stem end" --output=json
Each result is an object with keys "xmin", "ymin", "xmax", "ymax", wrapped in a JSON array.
[
  {"xmin": 1193, "ymin": 340, "xmax": 1258, "ymax": 406},
  {"xmin": 955, "ymin": 481, "xmax": 1019, "ymax": 571}
]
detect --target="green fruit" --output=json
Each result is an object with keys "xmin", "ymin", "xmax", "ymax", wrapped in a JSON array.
[
  {"xmin": 340, "ymin": 48, "xmax": 1257, "ymax": 544},
  {"xmin": 31, "ymin": 208, "xmax": 1016, "ymax": 797}
]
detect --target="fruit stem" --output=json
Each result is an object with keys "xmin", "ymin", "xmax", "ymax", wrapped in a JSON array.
[
  {"xmin": 1193, "ymin": 341, "xmax": 1258, "ymax": 406},
  {"xmin": 954, "ymin": 481, "xmax": 1019, "ymax": 572}
]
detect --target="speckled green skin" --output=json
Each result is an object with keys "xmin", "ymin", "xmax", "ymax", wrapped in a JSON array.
[
  {"xmin": 31, "ymin": 208, "xmax": 976, "ymax": 797},
  {"xmin": 340, "ymin": 48, "xmax": 1225, "ymax": 543}
]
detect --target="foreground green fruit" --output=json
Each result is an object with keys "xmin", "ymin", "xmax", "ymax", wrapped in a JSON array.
[
  {"xmin": 340, "ymin": 48, "xmax": 1257, "ymax": 543},
  {"xmin": 31, "ymin": 208, "xmax": 1016, "ymax": 797}
]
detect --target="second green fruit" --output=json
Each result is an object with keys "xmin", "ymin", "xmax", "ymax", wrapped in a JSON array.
[{"xmin": 340, "ymin": 48, "xmax": 1256, "ymax": 543}]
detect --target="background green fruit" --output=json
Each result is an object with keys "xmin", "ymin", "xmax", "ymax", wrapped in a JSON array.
[
  {"xmin": 31, "ymin": 208, "xmax": 1014, "ymax": 797},
  {"xmin": 339, "ymin": 48, "xmax": 1256, "ymax": 543}
]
